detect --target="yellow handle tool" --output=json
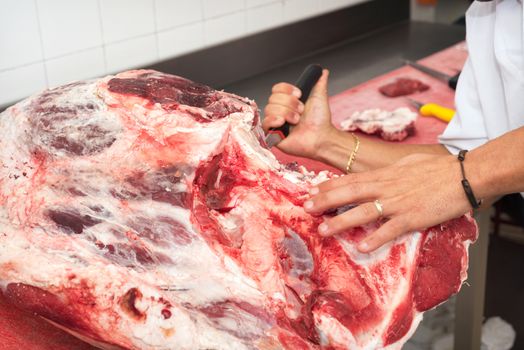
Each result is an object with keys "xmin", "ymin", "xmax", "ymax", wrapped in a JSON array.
[{"xmin": 407, "ymin": 98, "xmax": 455, "ymax": 123}]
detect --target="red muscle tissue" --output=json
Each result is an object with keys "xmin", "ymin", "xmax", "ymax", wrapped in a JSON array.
[
  {"xmin": 379, "ymin": 78, "xmax": 430, "ymax": 97},
  {"xmin": 0, "ymin": 70, "xmax": 477, "ymax": 349}
]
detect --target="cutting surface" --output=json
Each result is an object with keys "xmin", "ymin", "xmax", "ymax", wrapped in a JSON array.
[
  {"xmin": 273, "ymin": 42, "xmax": 468, "ymax": 173},
  {"xmin": 329, "ymin": 42, "xmax": 467, "ymax": 145}
]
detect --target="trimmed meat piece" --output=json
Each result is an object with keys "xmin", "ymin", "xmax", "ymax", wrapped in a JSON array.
[
  {"xmin": 379, "ymin": 78, "xmax": 430, "ymax": 97},
  {"xmin": 340, "ymin": 107, "xmax": 418, "ymax": 141}
]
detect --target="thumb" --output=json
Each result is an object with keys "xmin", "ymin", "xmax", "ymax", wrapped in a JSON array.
[{"xmin": 309, "ymin": 69, "xmax": 329, "ymax": 100}]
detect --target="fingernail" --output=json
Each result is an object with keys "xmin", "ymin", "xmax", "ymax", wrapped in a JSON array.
[
  {"xmin": 298, "ymin": 103, "xmax": 305, "ymax": 113},
  {"xmin": 318, "ymin": 223, "xmax": 328, "ymax": 234},
  {"xmin": 293, "ymin": 114, "xmax": 300, "ymax": 123},
  {"xmin": 304, "ymin": 201, "xmax": 314, "ymax": 210},
  {"xmin": 309, "ymin": 187, "xmax": 319, "ymax": 195},
  {"xmin": 358, "ymin": 241, "xmax": 369, "ymax": 251},
  {"xmin": 292, "ymin": 88, "xmax": 301, "ymax": 98}
]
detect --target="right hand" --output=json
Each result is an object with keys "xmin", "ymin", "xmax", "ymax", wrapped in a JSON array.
[{"xmin": 262, "ymin": 69, "xmax": 338, "ymax": 160}]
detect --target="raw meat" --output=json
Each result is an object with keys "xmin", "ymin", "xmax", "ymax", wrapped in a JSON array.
[
  {"xmin": 379, "ymin": 78, "xmax": 429, "ymax": 97},
  {"xmin": 340, "ymin": 107, "xmax": 418, "ymax": 141},
  {"xmin": 0, "ymin": 70, "xmax": 477, "ymax": 349}
]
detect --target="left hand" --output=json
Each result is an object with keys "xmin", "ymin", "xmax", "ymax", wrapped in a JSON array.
[
  {"xmin": 262, "ymin": 70, "xmax": 336, "ymax": 160},
  {"xmin": 304, "ymin": 153, "xmax": 474, "ymax": 253}
]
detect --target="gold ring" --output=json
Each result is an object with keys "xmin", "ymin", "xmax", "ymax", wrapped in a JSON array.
[{"xmin": 374, "ymin": 200, "xmax": 384, "ymax": 217}]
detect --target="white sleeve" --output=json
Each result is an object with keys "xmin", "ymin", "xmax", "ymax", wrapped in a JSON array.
[{"xmin": 438, "ymin": 58, "xmax": 489, "ymax": 154}]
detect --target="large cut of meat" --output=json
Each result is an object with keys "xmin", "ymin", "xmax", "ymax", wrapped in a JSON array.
[{"xmin": 0, "ymin": 70, "xmax": 477, "ymax": 349}]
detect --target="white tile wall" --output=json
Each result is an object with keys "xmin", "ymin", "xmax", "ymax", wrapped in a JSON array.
[
  {"xmin": 283, "ymin": 0, "xmax": 320, "ymax": 23},
  {"xmin": 37, "ymin": 0, "xmax": 102, "ymax": 58},
  {"xmin": 45, "ymin": 47, "xmax": 105, "ymax": 87},
  {"xmin": 100, "ymin": 0, "xmax": 156, "ymax": 43},
  {"xmin": 0, "ymin": 63, "xmax": 47, "ymax": 104},
  {"xmin": 0, "ymin": 1, "xmax": 43, "ymax": 70},
  {"xmin": 204, "ymin": 11, "xmax": 246, "ymax": 46},
  {"xmin": 105, "ymin": 35, "xmax": 158, "ymax": 73},
  {"xmin": 202, "ymin": 0, "xmax": 244, "ymax": 19},
  {"xmin": 155, "ymin": 0, "xmax": 203, "ymax": 31},
  {"xmin": 323, "ymin": 0, "xmax": 369, "ymax": 12},
  {"xmin": 246, "ymin": 2, "xmax": 283, "ymax": 35},
  {"xmin": 246, "ymin": 0, "xmax": 278, "ymax": 7},
  {"xmin": 0, "ymin": 0, "xmax": 369, "ymax": 107},
  {"xmin": 158, "ymin": 22, "xmax": 205, "ymax": 59}
]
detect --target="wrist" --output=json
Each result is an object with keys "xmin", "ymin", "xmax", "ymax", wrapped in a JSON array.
[
  {"xmin": 456, "ymin": 150, "xmax": 483, "ymax": 209},
  {"xmin": 314, "ymin": 128, "xmax": 353, "ymax": 169},
  {"xmin": 465, "ymin": 148, "xmax": 500, "ymax": 200}
]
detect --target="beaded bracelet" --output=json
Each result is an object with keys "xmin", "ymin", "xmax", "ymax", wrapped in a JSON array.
[
  {"xmin": 458, "ymin": 150, "xmax": 482, "ymax": 209},
  {"xmin": 345, "ymin": 133, "xmax": 360, "ymax": 174}
]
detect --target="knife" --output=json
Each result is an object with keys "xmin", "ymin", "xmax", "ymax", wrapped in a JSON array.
[
  {"xmin": 407, "ymin": 98, "xmax": 455, "ymax": 123},
  {"xmin": 159, "ymin": 285, "xmax": 189, "ymax": 292},
  {"xmin": 404, "ymin": 60, "xmax": 460, "ymax": 90},
  {"xmin": 265, "ymin": 64, "xmax": 324, "ymax": 148}
]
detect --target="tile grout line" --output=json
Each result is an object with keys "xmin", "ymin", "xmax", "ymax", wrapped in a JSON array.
[
  {"xmin": 200, "ymin": 0, "xmax": 209, "ymax": 44},
  {"xmin": 96, "ymin": 0, "xmax": 108, "ymax": 75},
  {"xmin": 204, "ymin": 8, "xmax": 247, "ymax": 21},
  {"xmin": 244, "ymin": 0, "xmax": 248, "ymax": 33},
  {"xmin": 200, "ymin": 0, "xmax": 206, "ymax": 44},
  {"xmin": 152, "ymin": 0, "xmax": 160, "ymax": 61},
  {"xmin": 153, "ymin": 19, "xmax": 206, "ymax": 36},
  {"xmin": 33, "ymin": 0, "xmax": 49, "ymax": 88}
]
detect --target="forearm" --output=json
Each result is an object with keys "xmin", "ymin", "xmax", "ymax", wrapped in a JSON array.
[
  {"xmin": 315, "ymin": 128, "xmax": 450, "ymax": 172},
  {"xmin": 468, "ymin": 126, "xmax": 524, "ymax": 199}
]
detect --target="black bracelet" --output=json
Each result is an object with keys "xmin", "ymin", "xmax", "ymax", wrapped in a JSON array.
[{"xmin": 458, "ymin": 150, "xmax": 482, "ymax": 209}]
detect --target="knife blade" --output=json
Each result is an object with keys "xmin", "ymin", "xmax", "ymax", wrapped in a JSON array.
[
  {"xmin": 265, "ymin": 64, "xmax": 323, "ymax": 148},
  {"xmin": 404, "ymin": 60, "xmax": 460, "ymax": 90},
  {"xmin": 158, "ymin": 285, "xmax": 189, "ymax": 292}
]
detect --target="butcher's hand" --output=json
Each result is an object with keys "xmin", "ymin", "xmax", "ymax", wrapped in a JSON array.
[
  {"xmin": 304, "ymin": 153, "xmax": 475, "ymax": 253},
  {"xmin": 262, "ymin": 69, "xmax": 337, "ymax": 159}
]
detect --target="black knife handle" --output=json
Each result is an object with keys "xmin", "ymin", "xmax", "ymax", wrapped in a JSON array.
[
  {"xmin": 448, "ymin": 72, "xmax": 460, "ymax": 90},
  {"xmin": 295, "ymin": 64, "xmax": 324, "ymax": 103},
  {"xmin": 269, "ymin": 64, "xmax": 323, "ymax": 138}
]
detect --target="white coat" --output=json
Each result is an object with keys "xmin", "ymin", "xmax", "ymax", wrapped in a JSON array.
[{"xmin": 439, "ymin": 0, "xmax": 524, "ymax": 154}]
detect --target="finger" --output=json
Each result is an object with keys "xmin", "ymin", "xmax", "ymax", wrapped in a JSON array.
[
  {"xmin": 317, "ymin": 200, "xmax": 390, "ymax": 237},
  {"xmin": 313, "ymin": 173, "xmax": 366, "ymax": 194},
  {"xmin": 268, "ymin": 93, "xmax": 304, "ymax": 113},
  {"xmin": 264, "ymin": 105, "xmax": 300, "ymax": 124},
  {"xmin": 312, "ymin": 167, "xmax": 385, "ymax": 194},
  {"xmin": 262, "ymin": 115, "xmax": 285, "ymax": 132},
  {"xmin": 308, "ymin": 69, "xmax": 329, "ymax": 102},
  {"xmin": 357, "ymin": 217, "xmax": 410, "ymax": 253},
  {"xmin": 272, "ymin": 82, "xmax": 301, "ymax": 98},
  {"xmin": 304, "ymin": 183, "xmax": 379, "ymax": 214},
  {"xmin": 309, "ymin": 171, "xmax": 376, "ymax": 195}
]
